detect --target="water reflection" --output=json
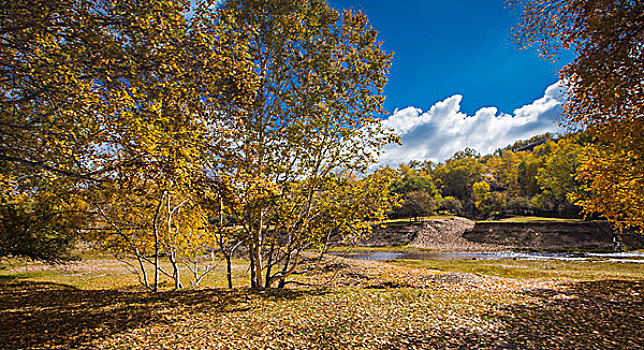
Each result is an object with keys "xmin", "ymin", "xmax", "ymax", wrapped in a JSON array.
[{"xmin": 332, "ymin": 250, "xmax": 644, "ymax": 263}]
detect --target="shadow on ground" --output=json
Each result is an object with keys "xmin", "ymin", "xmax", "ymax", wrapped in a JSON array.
[
  {"xmin": 486, "ymin": 279, "xmax": 644, "ymax": 349},
  {"xmin": 369, "ymin": 279, "xmax": 644, "ymax": 350},
  {"xmin": 0, "ymin": 275, "xmax": 327, "ymax": 349},
  {"xmin": 3, "ymin": 274, "xmax": 643, "ymax": 349}
]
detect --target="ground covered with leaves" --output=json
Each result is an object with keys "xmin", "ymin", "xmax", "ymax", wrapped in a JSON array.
[{"xmin": 1, "ymin": 254, "xmax": 643, "ymax": 349}]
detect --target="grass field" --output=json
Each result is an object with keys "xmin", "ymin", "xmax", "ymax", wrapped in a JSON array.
[
  {"xmin": 382, "ymin": 215, "xmax": 589, "ymax": 225},
  {"xmin": 476, "ymin": 216, "xmax": 588, "ymax": 223},
  {"xmin": 377, "ymin": 215, "xmax": 455, "ymax": 227},
  {"xmin": 1, "ymin": 251, "xmax": 643, "ymax": 349}
]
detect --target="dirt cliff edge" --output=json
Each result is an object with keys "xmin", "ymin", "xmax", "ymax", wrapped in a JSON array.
[{"xmin": 357, "ymin": 218, "xmax": 644, "ymax": 250}]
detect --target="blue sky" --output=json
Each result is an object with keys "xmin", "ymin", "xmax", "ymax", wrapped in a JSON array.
[
  {"xmin": 328, "ymin": 0, "xmax": 574, "ymax": 164},
  {"xmin": 329, "ymin": 0, "xmax": 570, "ymax": 114}
]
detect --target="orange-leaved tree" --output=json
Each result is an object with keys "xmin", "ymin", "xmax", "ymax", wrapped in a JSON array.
[{"xmin": 510, "ymin": 0, "xmax": 644, "ymax": 231}]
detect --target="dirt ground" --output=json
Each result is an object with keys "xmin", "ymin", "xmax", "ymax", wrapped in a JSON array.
[{"xmin": 1, "ymin": 253, "xmax": 643, "ymax": 349}]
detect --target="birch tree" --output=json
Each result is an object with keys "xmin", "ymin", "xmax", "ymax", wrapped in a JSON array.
[{"xmin": 207, "ymin": 0, "xmax": 397, "ymax": 289}]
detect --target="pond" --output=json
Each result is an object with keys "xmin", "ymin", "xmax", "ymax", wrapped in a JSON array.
[{"xmin": 332, "ymin": 250, "xmax": 644, "ymax": 263}]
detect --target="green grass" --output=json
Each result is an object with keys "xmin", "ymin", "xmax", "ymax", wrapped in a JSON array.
[
  {"xmin": 328, "ymin": 245, "xmax": 413, "ymax": 252},
  {"xmin": 375, "ymin": 215, "xmax": 455, "ymax": 228},
  {"xmin": 477, "ymin": 216, "xmax": 588, "ymax": 223},
  {"xmin": 377, "ymin": 215, "xmax": 593, "ymax": 225},
  {"xmin": 389, "ymin": 258, "xmax": 644, "ymax": 280}
]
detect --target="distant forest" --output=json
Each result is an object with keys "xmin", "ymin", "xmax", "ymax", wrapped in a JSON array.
[{"xmin": 389, "ymin": 132, "xmax": 593, "ymax": 221}]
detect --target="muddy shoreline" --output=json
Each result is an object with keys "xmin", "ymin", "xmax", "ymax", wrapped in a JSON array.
[{"xmin": 356, "ymin": 218, "xmax": 644, "ymax": 251}]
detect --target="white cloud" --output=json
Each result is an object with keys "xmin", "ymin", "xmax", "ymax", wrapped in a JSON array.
[{"xmin": 378, "ymin": 81, "xmax": 565, "ymax": 165}]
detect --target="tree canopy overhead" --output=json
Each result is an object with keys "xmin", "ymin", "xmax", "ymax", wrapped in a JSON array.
[
  {"xmin": 1, "ymin": 0, "xmax": 253, "ymax": 181},
  {"xmin": 1, "ymin": 0, "xmax": 255, "ymax": 266}
]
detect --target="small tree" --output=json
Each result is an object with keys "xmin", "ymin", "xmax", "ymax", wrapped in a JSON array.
[
  {"xmin": 78, "ymin": 0, "xmax": 253, "ymax": 291},
  {"xmin": 472, "ymin": 181, "xmax": 507, "ymax": 219},
  {"xmin": 208, "ymin": 0, "xmax": 396, "ymax": 289},
  {"xmin": 0, "ymin": 176, "xmax": 85, "ymax": 262},
  {"xmin": 435, "ymin": 149, "xmax": 485, "ymax": 217},
  {"xmin": 389, "ymin": 162, "xmax": 440, "ymax": 220},
  {"xmin": 397, "ymin": 191, "xmax": 437, "ymax": 222}
]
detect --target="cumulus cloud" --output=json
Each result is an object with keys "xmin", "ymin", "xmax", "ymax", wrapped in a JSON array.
[{"xmin": 378, "ymin": 81, "xmax": 565, "ymax": 165}]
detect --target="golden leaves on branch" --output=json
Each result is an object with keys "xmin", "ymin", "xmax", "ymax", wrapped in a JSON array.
[{"xmin": 510, "ymin": 0, "xmax": 644, "ymax": 231}]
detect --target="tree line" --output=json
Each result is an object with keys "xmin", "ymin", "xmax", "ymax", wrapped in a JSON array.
[{"xmin": 389, "ymin": 132, "xmax": 590, "ymax": 221}]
